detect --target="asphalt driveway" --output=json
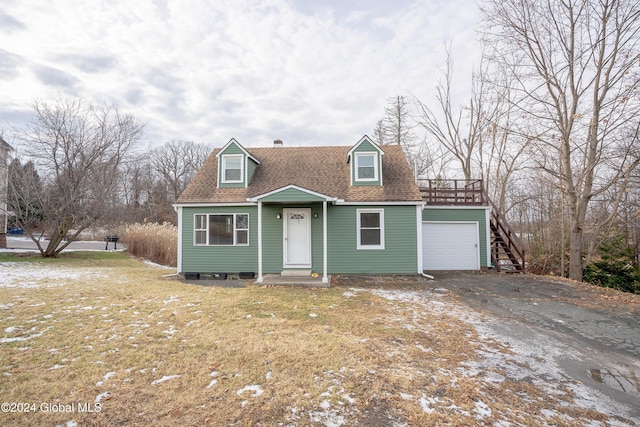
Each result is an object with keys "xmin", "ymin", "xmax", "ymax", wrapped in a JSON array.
[{"xmin": 426, "ymin": 271, "xmax": 640, "ymax": 422}]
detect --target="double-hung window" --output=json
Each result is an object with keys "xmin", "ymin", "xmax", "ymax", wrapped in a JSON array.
[
  {"xmin": 355, "ymin": 152, "xmax": 378, "ymax": 181},
  {"xmin": 221, "ymin": 155, "xmax": 243, "ymax": 183},
  {"xmin": 194, "ymin": 214, "xmax": 249, "ymax": 246},
  {"xmin": 357, "ymin": 209, "xmax": 384, "ymax": 249}
]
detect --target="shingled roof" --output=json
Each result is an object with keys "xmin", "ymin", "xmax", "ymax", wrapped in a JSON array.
[{"xmin": 177, "ymin": 143, "xmax": 422, "ymax": 204}]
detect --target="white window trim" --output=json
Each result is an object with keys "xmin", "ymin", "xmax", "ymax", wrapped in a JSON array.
[
  {"xmin": 221, "ymin": 154, "xmax": 244, "ymax": 184},
  {"xmin": 193, "ymin": 213, "xmax": 250, "ymax": 246},
  {"xmin": 194, "ymin": 214, "xmax": 208, "ymax": 245},
  {"xmin": 354, "ymin": 152, "xmax": 378, "ymax": 182},
  {"xmin": 356, "ymin": 208, "xmax": 385, "ymax": 250}
]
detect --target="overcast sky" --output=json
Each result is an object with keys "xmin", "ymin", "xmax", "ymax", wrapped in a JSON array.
[{"xmin": 0, "ymin": 0, "xmax": 482, "ymax": 149}]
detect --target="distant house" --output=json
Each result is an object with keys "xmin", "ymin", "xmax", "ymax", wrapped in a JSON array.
[
  {"xmin": 0, "ymin": 137, "xmax": 12, "ymax": 249},
  {"xmin": 174, "ymin": 136, "xmax": 524, "ymax": 283}
]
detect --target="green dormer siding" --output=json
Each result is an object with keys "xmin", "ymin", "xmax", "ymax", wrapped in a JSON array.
[
  {"xmin": 349, "ymin": 139, "xmax": 383, "ymax": 186},
  {"xmin": 247, "ymin": 157, "xmax": 258, "ymax": 184},
  {"xmin": 218, "ymin": 141, "xmax": 247, "ymax": 188}
]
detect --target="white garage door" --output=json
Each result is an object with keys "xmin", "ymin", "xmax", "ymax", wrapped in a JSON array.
[{"xmin": 422, "ymin": 222, "xmax": 480, "ymax": 270}]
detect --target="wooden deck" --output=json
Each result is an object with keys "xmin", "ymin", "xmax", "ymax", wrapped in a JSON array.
[
  {"xmin": 418, "ymin": 179, "xmax": 526, "ymax": 273},
  {"xmin": 418, "ymin": 179, "xmax": 485, "ymax": 205}
]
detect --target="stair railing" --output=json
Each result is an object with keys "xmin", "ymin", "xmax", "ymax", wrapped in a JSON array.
[{"xmin": 483, "ymin": 191, "xmax": 526, "ymax": 272}]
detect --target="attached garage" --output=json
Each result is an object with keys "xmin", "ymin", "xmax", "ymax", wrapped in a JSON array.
[{"xmin": 422, "ymin": 221, "xmax": 481, "ymax": 270}]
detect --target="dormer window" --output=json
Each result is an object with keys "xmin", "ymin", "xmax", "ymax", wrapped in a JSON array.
[
  {"xmin": 222, "ymin": 155, "xmax": 243, "ymax": 183},
  {"xmin": 355, "ymin": 152, "xmax": 378, "ymax": 181}
]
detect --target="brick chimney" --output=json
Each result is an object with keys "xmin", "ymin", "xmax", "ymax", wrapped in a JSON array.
[{"xmin": 273, "ymin": 139, "xmax": 283, "ymax": 147}]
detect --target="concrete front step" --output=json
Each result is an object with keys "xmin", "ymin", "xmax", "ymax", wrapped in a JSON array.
[
  {"xmin": 260, "ymin": 274, "xmax": 330, "ymax": 288},
  {"xmin": 280, "ymin": 269, "xmax": 313, "ymax": 277}
]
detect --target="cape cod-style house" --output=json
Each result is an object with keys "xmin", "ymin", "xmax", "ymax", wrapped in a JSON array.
[{"xmin": 174, "ymin": 136, "xmax": 525, "ymax": 284}]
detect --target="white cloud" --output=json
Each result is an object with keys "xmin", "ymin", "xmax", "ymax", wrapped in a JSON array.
[{"xmin": 0, "ymin": 0, "xmax": 481, "ymax": 148}]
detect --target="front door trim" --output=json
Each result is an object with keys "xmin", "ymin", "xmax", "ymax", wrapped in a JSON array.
[{"xmin": 283, "ymin": 208, "xmax": 312, "ymax": 268}]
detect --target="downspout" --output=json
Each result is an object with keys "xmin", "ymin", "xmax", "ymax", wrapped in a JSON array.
[
  {"xmin": 417, "ymin": 203, "xmax": 434, "ymax": 280},
  {"xmin": 173, "ymin": 205, "xmax": 183, "ymax": 274}
]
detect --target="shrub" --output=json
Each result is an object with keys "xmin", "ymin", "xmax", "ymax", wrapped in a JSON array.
[
  {"xmin": 583, "ymin": 261, "xmax": 640, "ymax": 294},
  {"xmin": 120, "ymin": 222, "xmax": 177, "ymax": 267},
  {"xmin": 583, "ymin": 235, "xmax": 640, "ymax": 294}
]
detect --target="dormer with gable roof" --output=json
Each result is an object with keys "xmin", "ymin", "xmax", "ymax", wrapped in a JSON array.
[
  {"xmin": 347, "ymin": 135, "xmax": 384, "ymax": 186},
  {"xmin": 216, "ymin": 138, "xmax": 260, "ymax": 188}
]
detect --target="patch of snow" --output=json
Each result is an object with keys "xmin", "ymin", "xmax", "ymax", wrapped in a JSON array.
[
  {"xmin": 95, "ymin": 392, "xmax": 112, "ymax": 403},
  {"xmin": 205, "ymin": 371, "xmax": 219, "ymax": 389},
  {"xmin": 0, "ymin": 327, "xmax": 50, "ymax": 343},
  {"xmin": 143, "ymin": 260, "xmax": 174, "ymax": 269},
  {"xmin": 162, "ymin": 326, "xmax": 177, "ymax": 337},
  {"xmin": 308, "ymin": 408, "xmax": 346, "ymax": 427},
  {"xmin": 96, "ymin": 371, "xmax": 116, "ymax": 386},
  {"xmin": 419, "ymin": 395, "xmax": 439, "ymax": 414},
  {"xmin": 151, "ymin": 375, "xmax": 180, "ymax": 385},
  {"xmin": 415, "ymin": 343, "xmax": 431, "ymax": 353},
  {"xmin": 0, "ymin": 263, "xmax": 107, "ymax": 289},
  {"xmin": 340, "ymin": 392, "xmax": 355, "ymax": 405},
  {"xmin": 474, "ymin": 400, "xmax": 492, "ymax": 419},
  {"xmin": 236, "ymin": 384, "xmax": 264, "ymax": 397},
  {"xmin": 162, "ymin": 295, "xmax": 180, "ymax": 304},
  {"xmin": 49, "ymin": 364, "xmax": 66, "ymax": 370}
]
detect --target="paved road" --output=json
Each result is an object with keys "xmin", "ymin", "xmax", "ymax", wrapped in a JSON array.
[
  {"xmin": 4, "ymin": 236, "xmax": 126, "ymax": 252},
  {"xmin": 428, "ymin": 272, "xmax": 640, "ymax": 421}
]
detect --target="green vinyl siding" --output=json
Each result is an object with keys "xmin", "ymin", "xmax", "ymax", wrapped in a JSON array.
[
  {"xmin": 261, "ymin": 205, "xmax": 325, "ymax": 273},
  {"xmin": 247, "ymin": 158, "xmax": 258, "ymax": 183},
  {"xmin": 260, "ymin": 188, "xmax": 326, "ymax": 203},
  {"xmin": 422, "ymin": 207, "xmax": 490, "ymax": 268},
  {"xmin": 181, "ymin": 204, "xmax": 419, "ymax": 275},
  {"xmin": 327, "ymin": 205, "xmax": 418, "ymax": 274},
  {"xmin": 181, "ymin": 206, "xmax": 258, "ymax": 273}
]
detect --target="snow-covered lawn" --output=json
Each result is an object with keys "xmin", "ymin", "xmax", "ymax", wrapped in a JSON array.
[
  {"xmin": 0, "ymin": 259, "xmax": 636, "ymax": 426},
  {"xmin": 0, "ymin": 262, "xmax": 108, "ymax": 289}
]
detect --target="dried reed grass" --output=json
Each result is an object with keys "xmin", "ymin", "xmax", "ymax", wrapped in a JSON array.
[{"xmin": 120, "ymin": 222, "xmax": 177, "ymax": 267}]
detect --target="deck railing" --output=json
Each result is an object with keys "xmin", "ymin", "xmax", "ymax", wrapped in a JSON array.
[
  {"xmin": 483, "ymin": 190, "xmax": 526, "ymax": 272},
  {"xmin": 417, "ymin": 178, "xmax": 526, "ymax": 272},
  {"xmin": 417, "ymin": 179, "xmax": 485, "ymax": 205}
]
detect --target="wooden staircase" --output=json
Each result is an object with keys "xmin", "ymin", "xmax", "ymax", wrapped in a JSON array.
[
  {"xmin": 485, "ymin": 192, "xmax": 526, "ymax": 273},
  {"xmin": 418, "ymin": 179, "xmax": 526, "ymax": 273}
]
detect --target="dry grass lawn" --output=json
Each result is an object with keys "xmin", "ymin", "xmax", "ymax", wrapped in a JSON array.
[{"xmin": 0, "ymin": 253, "xmax": 623, "ymax": 426}]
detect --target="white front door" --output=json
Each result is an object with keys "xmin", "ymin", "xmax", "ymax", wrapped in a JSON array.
[{"xmin": 283, "ymin": 208, "xmax": 311, "ymax": 268}]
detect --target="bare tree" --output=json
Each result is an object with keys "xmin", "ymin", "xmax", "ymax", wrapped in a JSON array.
[
  {"xmin": 478, "ymin": 69, "xmax": 532, "ymax": 213},
  {"xmin": 374, "ymin": 95, "xmax": 440, "ymax": 179},
  {"xmin": 10, "ymin": 98, "xmax": 144, "ymax": 257},
  {"xmin": 115, "ymin": 154, "xmax": 156, "ymax": 223},
  {"xmin": 7, "ymin": 158, "xmax": 44, "ymax": 231},
  {"xmin": 149, "ymin": 140, "xmax": 210, "ymax": 202},
  {"xmin": 415, "ymin": 44, "xmax": 495, "ymax": 180},
  {"xmin": 481, "ymin": 0, "xmax": 640, "ymax": 281}
]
